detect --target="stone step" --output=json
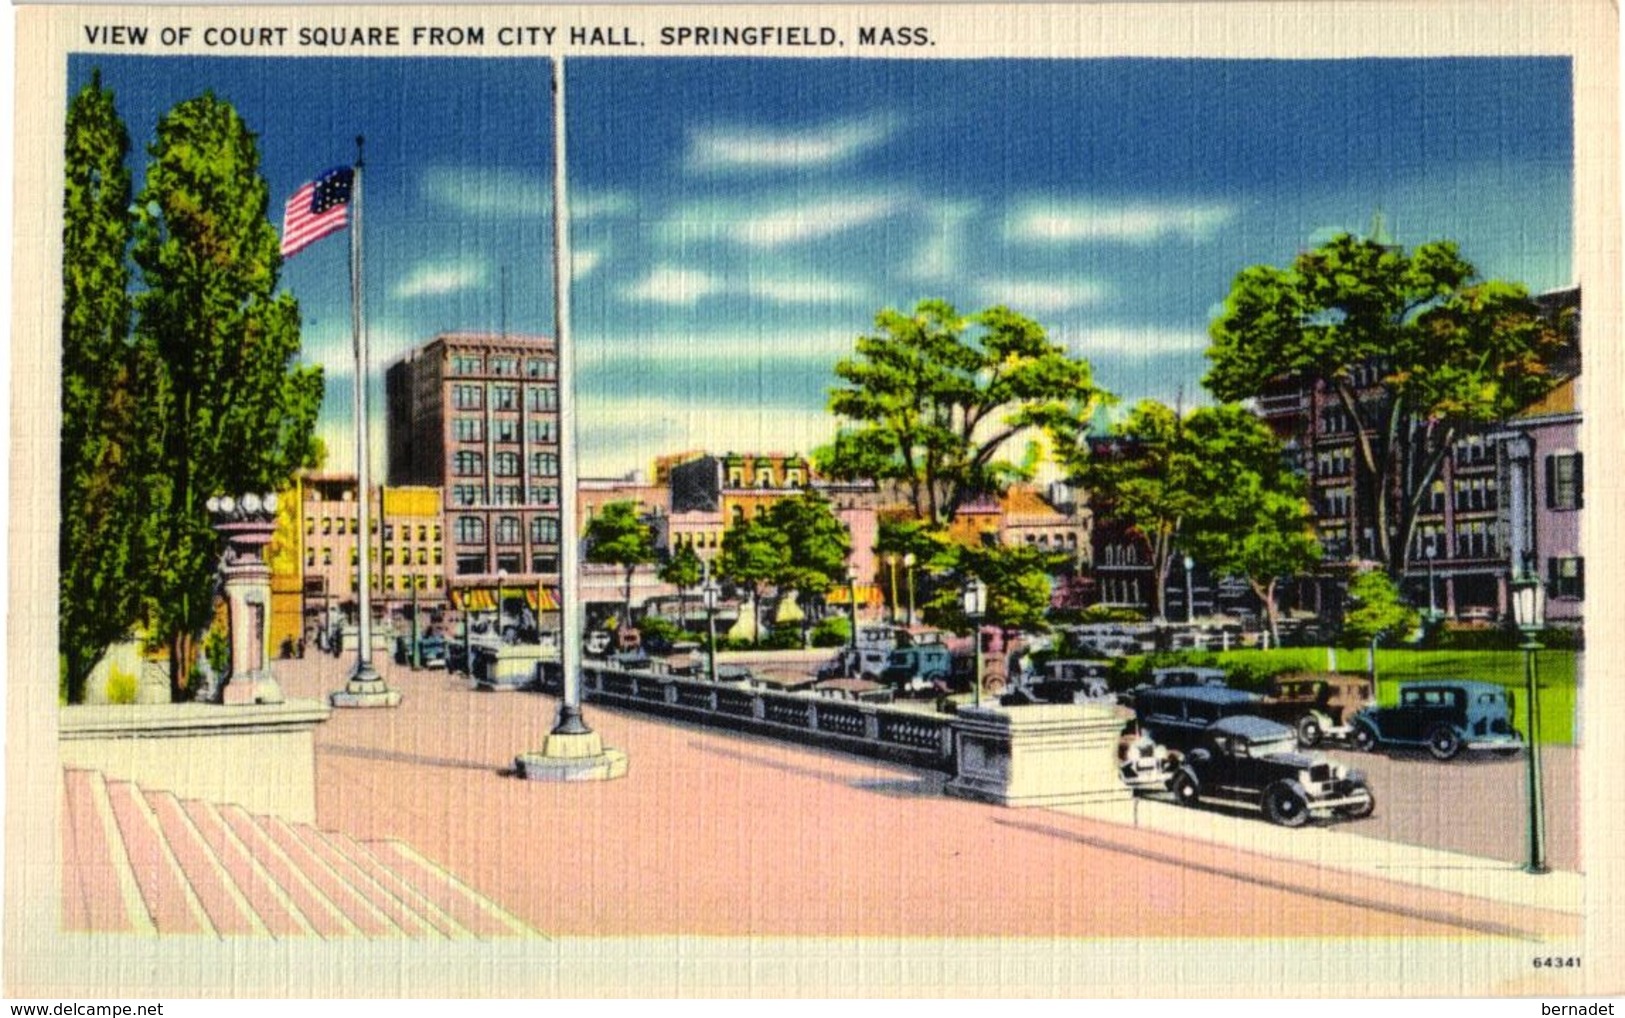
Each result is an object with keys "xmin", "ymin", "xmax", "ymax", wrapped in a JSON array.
[
  {"xmin": 285, "ymin": 824, "xmax": 449, "ymax": 938},
  {"xmin": 143, "ymin": 790, "xmax": 267, "ymax": 936},
  {"xmin": 357, "ymin": 839, "xmax": 532, "ymax": 937},
  {"xmin": 256, "ymin": 814, "xmax": 403, "ymax": 937},
  {"xmin": 60, "ymin": 769, "xmax": 151, "ymax": 933},
  {"xmin": 215, "ymin": 803, "xmax": 360, "ymax": 937},
  {"xmin": 102, "ymin": 779, "xmax": 210, "ymax": 934},
  {"xmin": 181, "ymin": 797, "xmax": 314, "ymax": 937}
]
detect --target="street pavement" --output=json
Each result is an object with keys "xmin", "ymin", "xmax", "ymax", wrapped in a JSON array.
[{"xmin": 275, "ymin": 651, "xmax": 1579, "ymax": 940}]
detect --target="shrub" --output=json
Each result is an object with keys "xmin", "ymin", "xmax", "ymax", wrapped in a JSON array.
[
  {"xmin": 761, "ymin": 627, "xmax": 805, "ymax": 651},
  {"xmin": 105, "ymin": 666, "xmax": 139, "ymax": 705},
  {"xmin": 811, "ymin": 615, "xmax": 852, "ymax": 648}
]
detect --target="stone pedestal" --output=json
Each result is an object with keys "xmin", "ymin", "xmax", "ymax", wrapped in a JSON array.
[
  {"xmin": 515, "ymin": 729, "xmax": 628, "ymax": 781},
  {"xmin": 330, "ymin": 677, "xmax": 403, "ymax": 709},
  {"xmin": 946, "ymin": 702, "xmax": 1133, "ymax": 808},
  {"xmin": 213, "ymin": 514, "xmax": 284, "ymax": 706}
]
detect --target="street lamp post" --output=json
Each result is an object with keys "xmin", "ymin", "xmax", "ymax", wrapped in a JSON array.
[
  {"xmin": 1511, "ymin": 569, "xmax": 1548, "ymax": 875},
  {"xmin": 887, "ymin": 554, "xmax": 900, "ymax": 624},
  {"xmin": 963, "ymin": 577, "xmax": 987, "ymax": 708},
  {"xmin": 1183, "ymin": 555, "xmax": 1196, "ymax": 624},
  {"xmin": 496, "ymin": 568, "xmax": 508, "ymax": 645},
  {"xmin": 904, "ymin": 552, "xmax": 917, "ymax": 627},
  {"xmin": 1425, "ymin": 537, "xmax": 1438, "ymax": 621},
  {"xmin": 846, "ymin": 564, "xmax": 860, "ymax": 659},
  {"xmin": 703, "ymin": 558, "xmax": 720, "ymax": 685}
]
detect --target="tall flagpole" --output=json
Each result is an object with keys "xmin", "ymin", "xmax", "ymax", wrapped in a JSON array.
[
  {"xmin": 334, "ymin": 135, "xmax": 400, "ymax": 708},
  {"xmin": 516, "ymin": 57, "xmax": 624, "ymax": 779}
]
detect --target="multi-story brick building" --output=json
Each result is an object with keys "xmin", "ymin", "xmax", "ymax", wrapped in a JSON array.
[{"xmin": 385, "ymin": 333, "xmax": 564, "ymax": 620}]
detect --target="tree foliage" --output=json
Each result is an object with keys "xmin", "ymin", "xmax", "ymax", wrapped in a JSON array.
[
  {"xmin": 60, "ymin": 73, "xmax": 141, "ymax": 703},
  {"xmin": 1341, "ymin": 569, "xmax": 1420, "ymax": 680},
  {"xmin": 922, "ymin": 542, "xmax": 1058, "ymax": 637},
  {"xmin": 717, "ymin": 513, "xmax": 788, "ymax": 647},
  {"xmin": 584, "ymin": 500, "xmax": 657, "ymax": 623},
  {"xmin": 657, "ymin": 542, "xmax": 703, "ymax": 625},
  {"xmin": 820, "ymin": 299, "xmax": 1108, "ymax": 524},
  {"xmin": 1176, "ymin": 407, "xmax": 1321, "ymax": 644},
  {"xmin": 1206, "ymin": 233, "xmax": 1566, "ymax": 576},
  {"xmin": 767, "ymin": 493, "xmax": 852, "ymax": 645},
  {"xmin": 131, "ymin": 92, "xmax": 323, "ymax": 697}
]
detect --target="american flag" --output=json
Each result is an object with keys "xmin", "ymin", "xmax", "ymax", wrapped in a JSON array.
[{"xmin": 280, "ymin": 166, "xmax": 354, "ymax": 257}]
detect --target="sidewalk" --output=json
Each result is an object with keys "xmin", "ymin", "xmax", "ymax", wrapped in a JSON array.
[{"xmin": 1066, "ymin": 795, "xmax": 1583, "ymax": 916}]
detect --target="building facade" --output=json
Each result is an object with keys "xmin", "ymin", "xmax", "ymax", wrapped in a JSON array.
[{"xmin": 385, "ymin": 333, "xmax": 563, "ymax": 617}]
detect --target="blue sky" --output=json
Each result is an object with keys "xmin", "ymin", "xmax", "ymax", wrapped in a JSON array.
[{"xmin": 70, "ymin": 55, "xmax": 1573, "ymax": 478}]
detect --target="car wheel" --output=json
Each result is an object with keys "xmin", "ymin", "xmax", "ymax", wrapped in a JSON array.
[
  {"xmin": 1262, "ymin": 781, "xmax": 1311, "ymax": 828},
  {"xmin": 1171, "ymin": 769, "xmax": 1200, "ymax": 807},
  {"xmin": 1337, "ymin": 786, "xmax": 1376, "ymax": 819},
  {"xmin": 1295, "ymin": 714, "xmax": 1323, "ymax": 748},
  {"xmin": 1351, "ymin": 723, "xmax": 1378, "ymax": 753},
  {"xmin": 1426, "ymin": 725, "xmax": 1462, "ymax": 761}
]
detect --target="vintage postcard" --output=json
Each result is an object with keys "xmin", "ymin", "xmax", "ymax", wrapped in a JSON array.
[{"xmin": 7, "ymin": 0, "xmax": 1622, "ymax": 1000}]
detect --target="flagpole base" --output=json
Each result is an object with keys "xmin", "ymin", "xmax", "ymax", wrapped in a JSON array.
[
  {"xmin": 331, "ymin": 675, "xmax": 401, "ymax": 709},
  {"xmin": 515, "ymin": 730, "xmax": 627, "ymax": 782}
]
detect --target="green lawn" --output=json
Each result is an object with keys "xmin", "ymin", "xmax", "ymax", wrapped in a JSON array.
[{"xmin": 1203, "ymin": 647, "xmax": 1580, "ymax": 746}]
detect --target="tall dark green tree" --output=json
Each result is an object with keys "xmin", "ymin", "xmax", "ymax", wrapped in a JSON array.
[
  {"xmin": 131, "ymin": 93, "xmax": 323, "ymax": 697},
  {"xmin": 717, "ymin": 514, "xmax": 788, "ymax": 647},
  {"xmin": 1342, "ymin": 569, "xmax": 1420, "ymax": 682},
  {"xmin": 658, "ymin": 542, "xmax": 703, "ymax": 627},
  {"xmin": 60, "ymin": 71, "xmax": 141, "ymax": 703},
  {"xmin": 584, "ymin": 500, "xmax": 657, "ymax": 625},
  {"xmin": 923, "ymin": 542, "xmax": 1058, "ymax": 637},
  {"xmin": 1206, "ymin": 233, "xmax": 1566, "ymax": 577},
  {"xmin": 766, "ymin": 493, "xmax": 852, "ymax": 647},
  {"xmin": 820, "ymin": 299, "xmax": 1108, "ymax": 525}
]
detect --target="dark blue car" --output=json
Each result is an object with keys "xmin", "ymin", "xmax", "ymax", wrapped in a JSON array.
[{"xmin": 1349, "ymin": 680, "xmax": 1523, "ymax": 760}]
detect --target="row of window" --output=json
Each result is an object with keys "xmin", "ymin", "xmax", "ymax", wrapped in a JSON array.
[
  {"xmin": 307, "ymin": 517, "xmax": 442, "ymax": 542},
  {"xmin": 451, "ymin": 383, "xmax": 559, "ymax": 412},
  {"xmin": 307, "ymin": 546, "xmax": 445, "ymax": 567},
  {"xmin": 1099, "ymin": 543, "xmax": 1142, "ymax": 567},
  {"xmin": 454, "ymin": 553, "xmax": 560, "ymax": 576},
  {"xmin": 725, "ymin": 467, "xmax": 806, "ymax": 489},
  {"xmin": 450, "ymin": 484, "xmax": 560, "ymax": 508},
  {"xmin": 671, "ymin": 531, "xmax": 721, "ymax": 550},
  {"xmin": 453, "ymin": 515, "xmax": 562, "ymax": 546},
  {"xmin": 452, "ymin": 451, "xmax": 560, "ymax": 477},
  {"xmin": 452, "ymin": 416, "xmax": 558, "ymax": 445},
  {"xmin": 1098, "ymin": 578, "xmax": 1144, "ymax": 605},
  {"xmin": 1019, "ymin": 531, "xmax": 1080, "ymax": 549},
  {"xmin": 450, "ymin": 354, "xmax": 556, "ymax": 380}
]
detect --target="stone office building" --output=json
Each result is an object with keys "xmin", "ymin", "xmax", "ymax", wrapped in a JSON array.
[{"xmin": 385, "ymin": 332, "xmax": 565, "ymax": 619}]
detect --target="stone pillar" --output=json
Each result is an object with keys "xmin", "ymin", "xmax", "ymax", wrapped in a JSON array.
[
  {"xmin": 208, "ymin": 494, "xmax": 284, "ymax": 705},
  {"xmin": 946, "ymin": 702, "xmax": 1133, "ymax": 809}
]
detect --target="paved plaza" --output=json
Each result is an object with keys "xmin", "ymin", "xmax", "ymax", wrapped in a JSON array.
[{"xmin": 277, "ymin": 653, "xmax": 1580, "ymax": 941}]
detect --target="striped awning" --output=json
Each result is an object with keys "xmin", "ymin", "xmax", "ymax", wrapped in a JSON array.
[
  {"xmin": 827, "ymin": 583, "xmax": 883, "ymax": 608},
  {"xmin": 449, "ymin": 586, "xmax": 560, "ymax": 612}
]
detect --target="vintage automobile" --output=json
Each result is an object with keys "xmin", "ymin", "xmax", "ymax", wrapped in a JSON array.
[
  {"xmin": 1348, "ymin": 680, "xmax": 1523, "ymax": 760},
  {"xmin": 1253, "ymin": 673, "xmax": 1375, "ymax": 747},
  {"xmin": 1168, "ymin": 715, "xmax": 1376, "ymax": 827},
  {"xmin": 1119, "ymin": 665, "xmax": 1230, "ymax": 706},
  {"xmin": 1002, "ymin": 658, "xmax": 1115, "ymax": 706},
  {"xmin": 1123, "ymin": 685, "xmax": 1264, "ymax": 758}
]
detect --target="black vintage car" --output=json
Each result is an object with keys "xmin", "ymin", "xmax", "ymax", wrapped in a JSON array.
[
  {"xmin": 1127, "ymin": 686, "xmax": 1264, "ymax": 755},
  {"xmin": 1349, "ymin": 679, "xmax": 1523, "ymax": 760},
  {"xmin": 1169, "ymin": 715, "xmax": 1376, "ymax": 827}
]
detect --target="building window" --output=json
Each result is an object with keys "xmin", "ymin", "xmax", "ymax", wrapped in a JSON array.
[
  {"xmin": 305, "ymin": 517, "xmax": 315, "ymax": 535},
  {"xmin": 1455, "ymin": 433, "xmax": 1491, "ymax": 466},
  {"xmin": 454, "ymin": 416, "xmax": 483, "ymax": 442},
  {"xmin": 1322, "ymin": 486, "xmax": 1353, "ymax": 517},
  {"xmin": 532, "ymin": 553, "xmax": 559, "ymax": 573},
  {"xmin": 493, "ymin": 451, "xmax": 521, "ymax": 476},
  {"xmin": 418, "ymin": 524, "xmax": 427, "ymax": 542},
  {"xmin": 493, "ymin": 485, "xmax": 524, "ymax": 506},
  {"xmin": 525, "ymin": 358, "xmax": 556, "ymax": 379},
  {"xmin": 489, "ymin": 356, "xmax": 518, "ymax": 376},
  {"xmin": 455, "ymin": 515, "xmax": 486, "ymax": 545},
  {"xmin": 1547, "ymin": 452, "xmax": 1583, "ymax": 510},
  {"xmin": 527, "ymin": 484, "xmax": 559, "ymax": 506},
  {"xmin": 1455, "ymin": 520, "xmax": 1497, "ymax": 559},
  {"xmin": 496, "ymin": 516, "xmax": 522, "ymax": 545},
  {"xmin": 1548, "ymin": 556, "xmax": 1584, "ymax": 599},
  {"xmin": 452, "ymin": 355, "xmax": 483, "ymax": 375},
  {"xmin": 531, "ymin": 452, "xmax": 559, "ymax": 477},
  {"xmin": 433, "ymin": 548, "xmax": 443, "ymax": 565},
  {"xmin": 494, "ymin": 385, "xmax": 519, "ymax": 411},
  {"xmin": 456, "ymin": 553, "xmax": 487, "ymax": 576},
  {"xmin": 454, "ymin": 451, "xmax": 484, "ymax": 477},
  {"xmin": 322, "ymin": 548, "xmax": 332, "ymax": 565},
  {"xmin": 493, "ymin": 418, "xmax": 518, "ymax": 443},
  {"xmin": 531, "ymin": 516, "xmax": 560, "ymax": 544},
  {"xmin": 451, "ymin": 484, "xmax": 482, "ymax": 507},
  {"xmin": 453, "ymin": 384, "xmax": 483, "ymax": 410},
  {"xmin": 525, "ymin": 386, "xmax": 557, "ymax": 412},
  {"xmin": 528, "ymin": 418, "xmax": 557, "ymax": 443}
]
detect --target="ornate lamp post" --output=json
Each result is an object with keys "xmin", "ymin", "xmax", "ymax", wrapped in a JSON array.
[
  {"xmin": 703, "ymin": 558, "xmax": 720, "ymax": 685},
  {"xmin": 846, "ymin": 564, "xmax": 860, "ymax": 656},
  {"xmin": 1511, "ymin": 568, "xmax": 1548, "ymax": 875},
  {"xmin": 963, "ymin": 577, "xmax": 987, "ymax": 707},
  {"xmin": 887, "ymin": 553, "xmax": 901, "ymax": 624},
  {"xmin": 496, "ymin": 568, "xmax": 508, "ymax": 644},
  {"xmin": 1183, "ymin": 554, "xmax": 1196, "ymax": 624},
  {"xmin": 1425, "ymin": 536, "xmax": 1439, "ymax": 622},
  {"xmin": 206, "ymin": 492, "xmax": 285, "ymax": 705},
  {"xmin": 904, "ymin": 552, "xmax": 917, "ymax": 627}
]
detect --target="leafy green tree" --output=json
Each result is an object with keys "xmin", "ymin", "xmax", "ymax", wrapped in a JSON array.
[
  {"xmin": 131, "ymin": 93, "xmax": 324, "ymax": 698},
  {"xmin": 1206, "ymin": 233, "xmax": 1566, "ymax": 576},
  {"xmin": 766, "ymin": 493, "xmax": 852, "ymax": 647},
  {"xmin": 584, "ymin": 500, "xmax": 657, "ymax": 625},
  {"xmin": 923, "ymin": 542, "xmax": 1058, "ymax": 638},
  {"xmin": 820, "ymin": 299, "xmax": 1107, "ymax": 525},
  {"xmin": 60, "ymin": 72, "xmax": 141, "ymax": 702},
  {"xmin": 717, "ymin": 514, "xmax": 788, "ymax": 647},
  {"xmin": 658, "ymin": 542, "xmax": 703, "ymax": 627},
  {"xmin": 1177, "ymin": 407, "xmax": 1322, "ymax": 645},
  {"xmin": 1062, "ymin": 400, "xmax": 1204, "ymax": 621},
  {"xmin": 1342, "ymin": 569, "xmax": 1420, "ymax": 681}
]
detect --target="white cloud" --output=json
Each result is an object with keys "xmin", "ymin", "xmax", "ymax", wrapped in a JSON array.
[
  {"xmin": 911, "ymin": 201, "xmax": 981, "ymax": 283},
  {"xmin": 1054, "ymin": 324, "xmax": 1212, "ymax": 357},
  {"xmin": 571, "ymin": 190, "xmax": 634, "ymax": 220},
  {"xmin": 394, "ymin": 260, "xmax": 488, "ymax": 299},
  {"xmin": 1008, "ymin": 200, "xmax": 1236, "ymax": 246},
  {"xmin": 622, "ymin": 266, "xmax": 722, "ymax": 305},
  {"xmin": 975, "ymin": 278, "xmax": 1108, "ymax": 314},
  {"xmin": 421, "ymin": 167, "xmax": 549, "ymax": 218},
  {"xmin": 578, "ymin": 328, "xmax": 855, "ymax": 370},
  {"xmin": 725, "ymin": 195, "xmax": 902, "ymax": 248},
  {"xmin": 572, "ymin": 249, "xmax": 604, "ymax": 279},
  {"xmin": 687, "ymin": 116, "xmax": 897, "ymax": 174}
]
